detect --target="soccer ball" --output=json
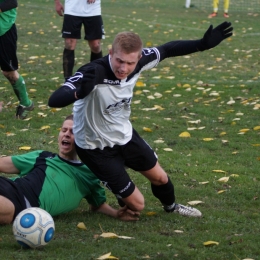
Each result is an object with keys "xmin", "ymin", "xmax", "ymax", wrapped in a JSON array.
[{"xmin": 13, "ymin": 207, "xmax": 55, "ymax": 249}]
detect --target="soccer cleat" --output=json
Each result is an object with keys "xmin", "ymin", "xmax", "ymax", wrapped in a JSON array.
[
  {"xmin": 223, "ymin": 13, "xmax": 229, "ymax": 18},
  {"xmin": 16, "ymin": 102, "xmax": 34, "ymax": 119},
  {"xmin": 172, "ymin": 204, "xmax": 202, "ymax": 217},
  {"xmin": 208, "ymin": 12, "xmax": 217, "ymax": 18}
]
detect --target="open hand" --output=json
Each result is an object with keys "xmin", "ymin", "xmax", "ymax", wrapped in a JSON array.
[{"xmin": 199, "ymin": 21, "xmax": 233, "ymax": 51}]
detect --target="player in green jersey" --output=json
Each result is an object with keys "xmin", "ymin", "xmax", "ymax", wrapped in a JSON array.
[
  {"xmin": 0, "ymin": 115, "xmax": 139, "ymax": 224},
  {"xmin": 0, "ymin": 0, "xmax": 34, "ymax": 119}
]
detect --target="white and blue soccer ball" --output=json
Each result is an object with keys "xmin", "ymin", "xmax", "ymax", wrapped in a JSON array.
[{"xmin": 13, "ymin": 207, "xmax": 55, "ymax": 249}]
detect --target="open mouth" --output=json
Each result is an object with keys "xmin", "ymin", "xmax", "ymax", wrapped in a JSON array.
[{"xmin": 62, "ymin": 140, "xmax": 70, "ymax": 147}]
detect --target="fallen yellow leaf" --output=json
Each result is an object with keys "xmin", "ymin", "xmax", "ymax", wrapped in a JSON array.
[
  {"xmin": 77, "ymin": 222, "xmax": 87, "ymax": 230},
  {"xmin": 212, "ymin": 170, "xmax": 226, "ymax": 173},
  {"xmin": 154, "ymin": 139, "xmax": 164, "ymax": 143},
  {"xmin": 239, "ymin": 128, "xmax": 250, "ymax": 133},
  {"xmin": 19, "ymin": 146, "xmax": 31, "ymax": 150},
  {"xmin": 117, "ymin": 236, "xmax": 134, "ymax": 239},
  {"xmin": 6, "ymin": 132, "xmax": 16, "ymax": 136},
  {"xmin": 203, "ymin": 138, "xmax": 214, "ymax": 141},
  {"xmin": 23, "ymin": 117, "xmax": 32, "ymax": 121},
  {"xmin": 100, "ymin": 232, "xmax": 118, "ymax": 238},
  {"xmin": 136, "ymin": 81, "xmax": 146, "ymax": 87},
  {"xmin": 146, "ymin": 212, "xmax": 157, "ymax": 216},
  {"xmin": 179, "ymin": 131, "xmax": 191, "ymax": 138},
  {"xmin": 253, "ymin": 126, "xmax": 260, "ymax": 131},
  {"xmin": 218, "ymin": 177, "xmax": 229, "ymax": 182},
  {"xmin": 134, "ymin": 90, "xmax": 142, "ymax": 95},
  {"xmin": 96, "ymin": 252, "xmax": 119, "ymax": 260},
  {"xmin": 143, "ymin": 127, "xmax": 152, "ymax": 132},
  {"xmin": 203, "ymin": 241, "xmax": 219, "ymax": 246},
  {"xmin": 199, "ymin": 181, "xmax": 209, "ymax": 185},
  {"xmin": 153, "ymin": 105, "xmax": 164, "ymax": 110},
  {"xmin": 174, "ymin": 230, "xmax": 184, "ymax": 233},
  {"xmin": 187, "ymin": 201, "xmax": 204, "ymax": 206},
  {"xmin": 40, "ymin": 125, "xmax": 50, "ymax": 130}
]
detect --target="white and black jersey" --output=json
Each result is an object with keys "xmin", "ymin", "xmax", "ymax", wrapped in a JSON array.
[
  {"xmin": 64, "ymin": 0, "xmax": 101, "ymax": 17},
  {"xmin": 48, "ymin": 39, "xmax": 202, "ymax": 150},
  {"xmin": 73, "ymin": 47, "xmax": 161, "ymax": 150}
]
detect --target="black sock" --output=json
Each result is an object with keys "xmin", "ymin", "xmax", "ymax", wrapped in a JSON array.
[
  {"xmin": 63, "ymin": 49, "xmax": 75, "ymax": 79},
  {"xmin": 151, "ymin": 177, "xmax": 175, "ymax": 211},
  {"xmin": 90, "ymin": 51, "xmax": 103, "ymax": 61}
]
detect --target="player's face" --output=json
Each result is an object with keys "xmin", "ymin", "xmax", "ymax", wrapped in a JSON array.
[
  {"xmin": 58, "ymin": 119, "xmax": 77, "ymax": 160},
  {"xmin": 109, "ymin": 49, "xmax": 141, "ymax": 80}
]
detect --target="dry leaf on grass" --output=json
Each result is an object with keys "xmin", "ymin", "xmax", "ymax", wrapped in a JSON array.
[
  {"xmin": 96, "ymin": 252, "xmax": 119, "ymax": 260},
  {"xmin": 77, "ymin": 222, "xmax": 87, "ymax": 230},
  {"xmin": 203, "ymin": 241, "xmax": 219, "ymax": 246}
]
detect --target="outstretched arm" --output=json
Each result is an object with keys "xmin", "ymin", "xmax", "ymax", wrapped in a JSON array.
[
  {"xmin": 90, "ymin": 204, "xmax": 140, "ymax": 221},
  {"xmin": 0, "ymin": 157, "xmax": 19, "ymax": 174},
  {"xmin": 158, "ymin": 21, "xmax": 233, "ymax": 60},
  {"xmin": 48, "ymin": 67, "xmax": 96, "ymax": 108}
]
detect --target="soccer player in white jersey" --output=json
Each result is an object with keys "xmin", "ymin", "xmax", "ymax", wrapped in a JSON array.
[
  {"xmin": 54, "ymin": 0, "xmax": 104, "ymax": 79},
  {"xmin": 48, "ymin": 22, "xmax": 233, "ymax": 218}
]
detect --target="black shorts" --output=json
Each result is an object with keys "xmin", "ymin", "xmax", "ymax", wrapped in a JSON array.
[
  {"xmin": 0, "ymin": 23, "xmax": 18, "ymax": 71},
  {"xmin": 62, "ymin": 15, "xmax": 105, "ymax": 40},
  {"xmin": 0, "ymin": 176, "xmax": 26, "ymax": 221},
  {"xmin": 75, "ymin": 128, "xmax": 157, "ymax": 199}
]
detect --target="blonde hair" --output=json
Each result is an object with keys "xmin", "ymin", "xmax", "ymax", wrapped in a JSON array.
[{"xmin": 112, "ymin": 32, "xmax": 143, "ymax": 57}]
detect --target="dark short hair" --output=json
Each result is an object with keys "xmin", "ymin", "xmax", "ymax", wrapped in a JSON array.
[{"xmin": 65, "ymin": 114, "xmax": 73, "ymax": 121}]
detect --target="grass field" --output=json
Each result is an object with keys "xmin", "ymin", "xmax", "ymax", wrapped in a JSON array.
[{"xmin": 0, "ymin": 0, "xmax": 259, "ymax": 259}]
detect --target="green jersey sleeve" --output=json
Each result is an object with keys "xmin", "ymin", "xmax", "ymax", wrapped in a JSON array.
[{"xmin": 11, "ymin": 150, "xmax": 43, "ymax": 177}]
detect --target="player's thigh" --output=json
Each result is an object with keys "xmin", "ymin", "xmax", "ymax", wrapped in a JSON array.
[
  {"xmin": 75, "ymin": 144, "xmax": 135, "ymax": 198},
  {"xmin": 0, "ymin": 195, "xmax": 15, "ymax": 224},
  {"xmin": 0, "ymin": 176, "xmax": 27, "ymax": 222},
  {"xmin": 83, "ymin": 15, "xmax": 105, "ymax": 40},
  {"xmin": 62, "ymin": 15, "xmax": 82, "ymax": 39},
  {"xmin": 140, "ymin": 161, "xmax": 168, "ymax": 185},
  {"xmin": 124, "ymin": 128, "xmax": 157, "ymax": 171},
  {"xmin": 0, "ymin": 24, "xmax": 18, "ymax": 71}
]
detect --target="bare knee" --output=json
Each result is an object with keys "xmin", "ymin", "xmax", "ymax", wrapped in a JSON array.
[
  {"xmin": 88, "ymin": 39, "xmax": 101, "ymax": 53},
  {"xmin": 64, "ymin": 38, "xmax": 77, "ymax": 50},
  {"xmin": 121, "ymin": 187, "xmax": 145, "ymax": 212},
  {"xmin": 2, "ymin": 70, "xmax": 18, "ymax": 84}
]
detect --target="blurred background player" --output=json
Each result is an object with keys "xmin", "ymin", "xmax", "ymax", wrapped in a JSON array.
[
  {"xmin": 54, "ymin": 0, "xmax": 105, "ymax": 79},
  {"xmin": 208, "ymin": 0, "xmax": 230, "ymax": 18},
  {"xmin": 0, "ymin": 0, "xmax": 34, "ymax": 119}
]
